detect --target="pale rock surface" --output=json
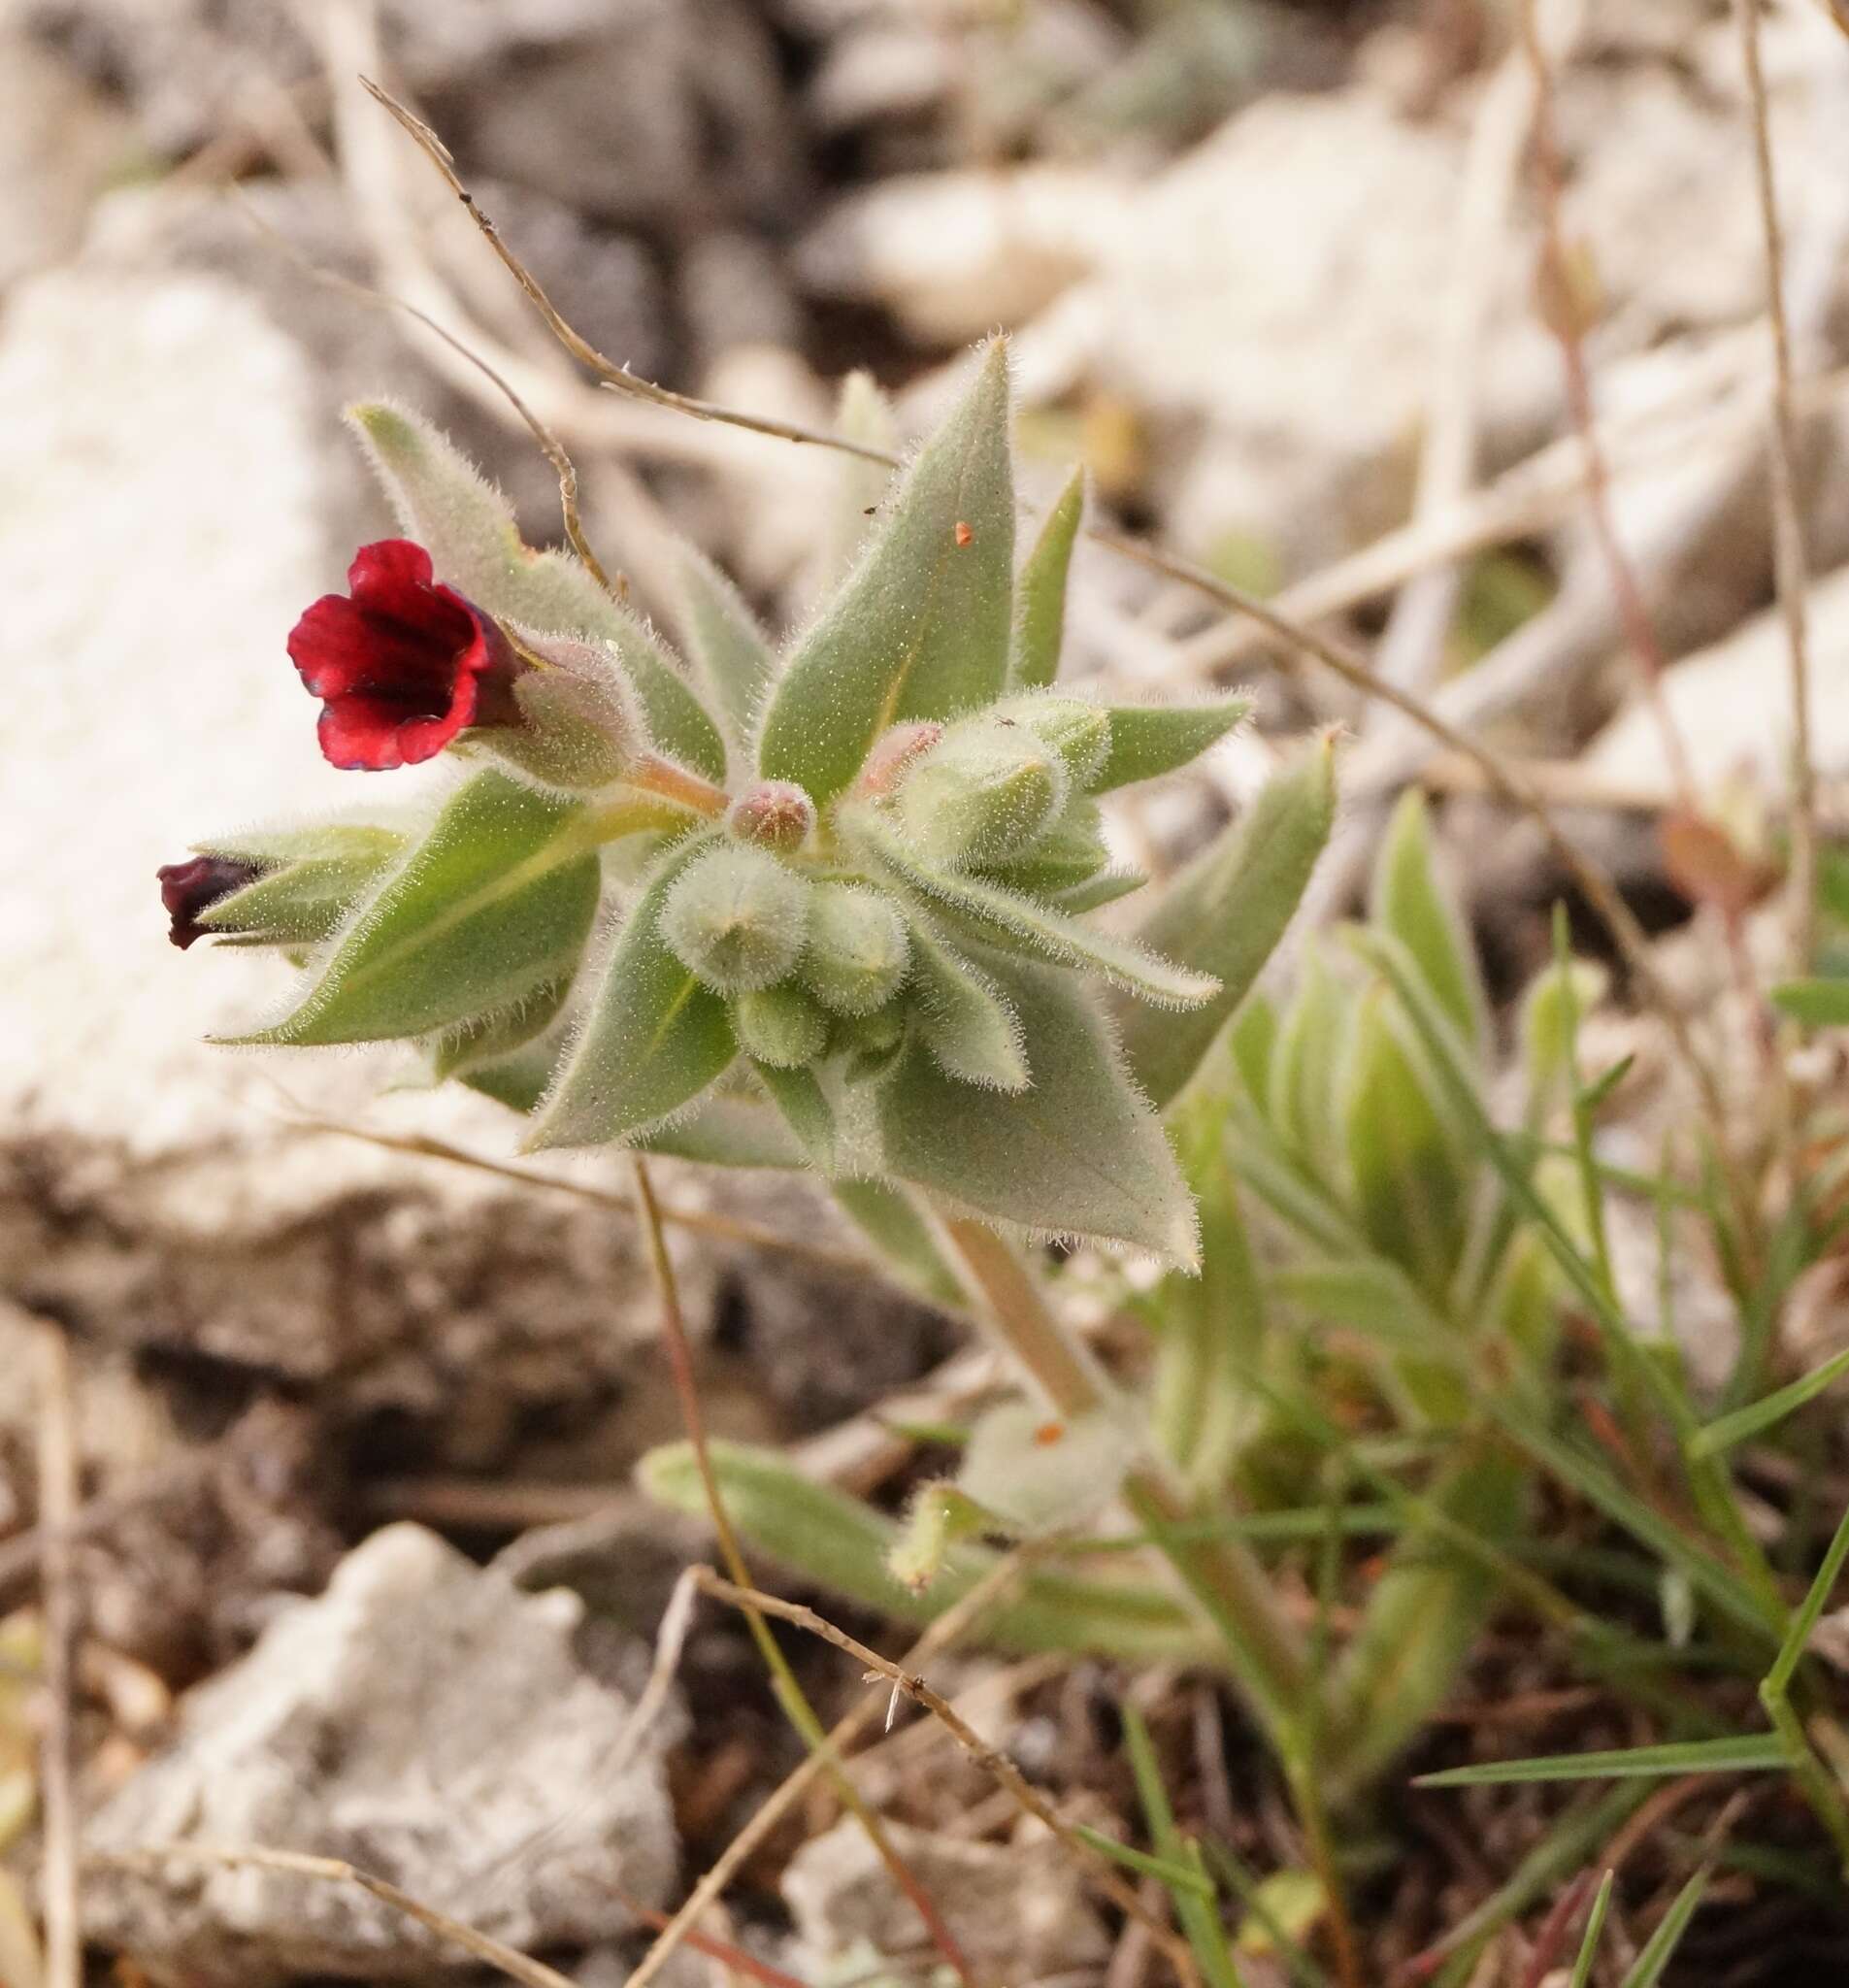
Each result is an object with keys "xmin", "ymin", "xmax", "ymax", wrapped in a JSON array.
[
  {"xmin": 83, "ymin": 1523, "xmax": 677, "ymax": 1984},
  {"xmin": 781, "ymin": 1816, "xmax": 1110, "ymax": 1977},
  {"xmin": 1584, "ymin": 565, "xmax": 1849, "ymax": 800}
]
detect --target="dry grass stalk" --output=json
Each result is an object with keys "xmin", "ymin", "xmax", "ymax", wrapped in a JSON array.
[
  {"xmin": 32, "ymin": 1319, "xmax": 81, "ymax": 1988},
  {"xmin": 1733, "ymin": 0, "xmax": 1820, "ymax": 973}
]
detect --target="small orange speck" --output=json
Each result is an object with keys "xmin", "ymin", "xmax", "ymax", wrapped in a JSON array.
[
  {"xmin": 1033, "ymin": 1420, "xmax": 1065, "ymax": 1446},
  {"xmin": 954, "ymin": 520, "xmax": 974, "ymax": 547}
]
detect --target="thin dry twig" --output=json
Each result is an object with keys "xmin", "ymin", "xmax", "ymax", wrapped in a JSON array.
[
  {"xmin": 628, "ymin": 1158, "xmax": 978, "ymax": 1988},
  {"xmin": 359, "ymin": 79, "xmax": 894, "ymax": 467},
  {"xmin": 91, "ymin": 1845, "xmax": 575, "ymax": 1988},
  {"xmin": 1734, "ymin": 0, "xmax": 1820, "ymax": 972},
  {"xmin": 236, "ymin": 190, "xmax": 620, "ymax": 596},
  {"xmin": 687, "ymin": 1567, "xmax": 1199, "ymax": 1974},
  {"xmin": 33, "ymin": 1319, "xmax": 82, "ymax": 1988},
  {"xmin": 1371, "ymin": 41, "xmax": 1535, "ymax": 705},
  {"xmin": 621, "ymin": 1550, "xmax": 1040, "ymax": 1988},
  {"xmin": 289, "ymin": 1116, "xmax": 875, "ymax": 1274},
  {"xmin": 1516, "ymin": 0, "xmax": 1699, "ymax": 814}
]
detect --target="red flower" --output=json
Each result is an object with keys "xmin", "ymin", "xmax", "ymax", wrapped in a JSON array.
[
  {"xmin": 286, "ymin": 540, "xmax": 521, "ymax": 771},
  {"xmin": 158, "ymin": 855, "xmax": 263, "ymax": 949}
]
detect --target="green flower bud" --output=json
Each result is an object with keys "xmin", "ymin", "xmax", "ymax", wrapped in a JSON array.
[
  {"xmin": 856, "ymin": 720, "xmax": 945, "ymax": 797},
  {"xmin": 802, "ymin": 882, "xmax": 910, "ymax": 1015},
  {"xmin": 895, "ymin": 717, "xmax": 1068, "ymax": 870},
  {"xmin": 997, "ymin": 695, "xmax": 1111, "ymax": 789},
  {"xmin": 836, "ymin": 999, "xmax": 907, "ymax": 1054},
  {"xmin": 728, "ymin": 779, "xmax": 815, "ymax": 850},
  {"xmin": 659, "ymin": 845, "xmax": 809, "ymax": 994},
  {"xmin": 733, "ymin": 981, "xmax": 831, "ymax": 1069}
]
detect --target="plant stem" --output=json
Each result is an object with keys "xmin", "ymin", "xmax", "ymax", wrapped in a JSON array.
[
  {"xmin": 941, "ymin": 1216, "xmax": 1307, "ymax": 1742},
  {"xmin": 629, "ymin": 753, "xmax": 728, "ymax": 819}
]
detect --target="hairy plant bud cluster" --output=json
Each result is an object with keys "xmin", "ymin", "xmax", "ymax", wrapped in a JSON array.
[{"xmin": 649, "ymin": 691, "xmax": 1138, "ymax": 1091}]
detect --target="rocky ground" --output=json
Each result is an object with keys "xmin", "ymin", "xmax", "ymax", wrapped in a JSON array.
[{"xmin": 7, "ymin": 0, "xmax": 1849, "ymax": 1983}]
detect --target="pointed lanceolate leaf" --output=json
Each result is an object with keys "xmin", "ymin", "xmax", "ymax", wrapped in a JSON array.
[
  {"xmin": 758, "ymin": 341, "xmax": 1015, "ymax": 805},
  {"xmin": 849, "ymin": 804, "xmax": 1217, "ymax": 1011},
  {"xmin": 1010, "ymin": 466, "xmax": 1085, "ymax": 690},
  {"xmin": 223, "ymin": 772, "xmax": 599, "ymax": 1045},
  {"xmin": 1089, "ymin": 696, "xmax": 1252, "ymax": 794},
  {"xmin": 823, "ymin": 369, "xmax": 902, "ymax": 590},
  {"xmin": 877, "ymin": 953, "xmax": 1199, "ymax": 1266},
  {"xmin": 1123, "ymin": 736, "xmax": 1337, "ymax": 1110},
  {"xmin": 348, "ymin": 401, "xmax": 726, "ymax": 781},
  {"xmin": 527, "ymin": 836, "xmax": 738, "ymax": 1148},
  {"xmin": 906, "ymin": 917, "xmax": 1030, "ymax": 1091},
  {"xmin": 636, "ymin": 1088, "xmax": 806, "ymax": 1168},
  {"xmin": 1372, "ymin": 789, "xmax": 1485, "ymax": 1050},
  {"xmin": 752, "ymin": 1061, "xmax": 838, "ymax": 1171},
  {"xmin": 432, "ymin": 975, "xmax": 573, "ymax": 1081},
  {"xmin": 676, "ymin": 547, "xmax": 776, "ymax": 753}
]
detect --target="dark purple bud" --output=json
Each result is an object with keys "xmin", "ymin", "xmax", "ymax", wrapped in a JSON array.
[{"xmin": 158, "ymin": 856, "xmax": 264, "ymax": 950}]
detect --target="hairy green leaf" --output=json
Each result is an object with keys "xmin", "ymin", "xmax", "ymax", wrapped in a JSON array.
[
  {"xmin": 757, "ymin": 340, "xmax": 1015, "ymax": 804},
  {"xmin": 1340, "ymin": 985, "xmax": 1470, "ymax": 1294},
  {"xmin": 1123, "ymin": 737, "xmax": 1337, "ymax": 1109},
  {"xmin": 224, "ymin": 773, "xmax": 598, "ymax": 1045},
  {"xmin": 1010, "ymin": 466, "xmax": 1085, "ymax": 690},
  {"xmin": 906, "ymin": 917, "xmax": 1030, "ymax": 1090},
  {"xmin": 1372, "ymin": 789, "xmax": 1485, "ymax": 1050},
  {"xmin": 527, "ymin": 836, "xmax": 738, "ymax": 1148},
  {"xmin": 877, "ymin": 953, "xmax": 1199, "ymax": 1266},
  {"xmin": 638, "ymin": 1439, "xmax": 1215, "ymax": 1663},
  {"xmin": 431, "ymin": 975, "xmax": 573, "ymax": 1080},
  {"xmin": 1090, "ymin": 696, "xmax": 1252, "ymax": 794},
  {"xmin": 197, "ymin": 824, "xmax": 406, "ymax": 946},
  {"xmin": 676, "ymin": 546, "xmax": 776, "ymax": 754},
  {"xmin": 636, "ymin": 1088, "xmax": 806, "ymax": 1168}
]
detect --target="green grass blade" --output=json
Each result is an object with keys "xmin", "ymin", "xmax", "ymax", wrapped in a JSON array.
[
  {"xmin": 1692, "ymin": 1345, "xmax": 1849, "ymax": 1458},
  {"xmin": 1617, "ymin": 1868, "xmax": 1707, "ymax": 1988},
  {"xmin": 1070, "ymin": 1826, "xmax": 1214, "ymax": 1899},
  {"xmin": 1415, "ymin": 1734, "xmax": 1785, "ymax": 1787},
  {"xmin": 1568, "ymin": 1870, "xmax": 1615, "ymax": 1988}
]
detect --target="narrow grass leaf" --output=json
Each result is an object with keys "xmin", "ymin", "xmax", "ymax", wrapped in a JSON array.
[
  {"xmin": 1770, "ymin": 978, "xmax": 1849, "ymax": 1026},
  {"xmin": 1692, "ymin": 1345, "xmax": 1849, "ymax": 1458},
  {"xmin": 1616, "ymin": 1868, "xmax": 1707, "ymax": 1988},
  {"xmin": 1070, "ymin": 1829, "xmax": 1215, "ymax": 1899},
  {"xmin": 1568, "ymin": 1871, "xmax": 1615, "ymax": 1988},
  {"xmin": 1414, "ymin": 1734, "xmax": 1784, "ymax": 1787},
  {"xmin": 1371, "ymin": 789, "xmax": 1486, "ymax": 1047}
]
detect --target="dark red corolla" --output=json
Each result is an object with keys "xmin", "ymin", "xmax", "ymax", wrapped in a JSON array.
[
  {"xmin": 157, "ymin": 855, "xmax": 262, "ymax": 949},
  {"xmin": 286, "ymin": 540, "xmax": 520, "ymax": 771}
]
